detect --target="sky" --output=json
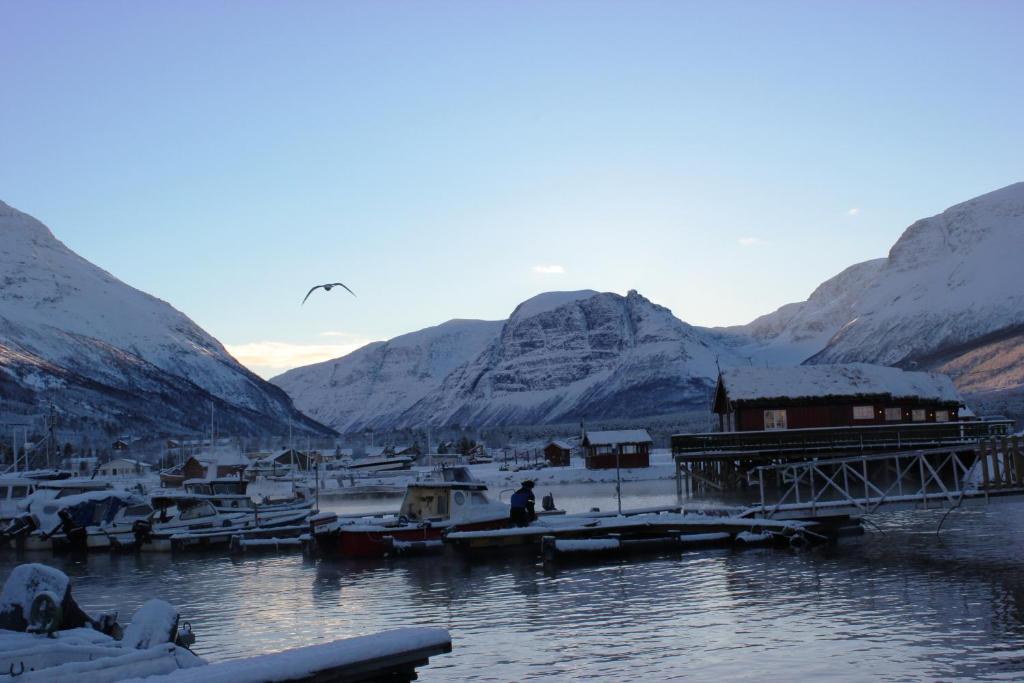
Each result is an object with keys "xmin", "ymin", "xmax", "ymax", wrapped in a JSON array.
[{"xmin": 2, "ymin": 2, "xmax": 1022, "ymax": 378}]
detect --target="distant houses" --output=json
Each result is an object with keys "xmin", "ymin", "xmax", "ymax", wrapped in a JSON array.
[
  {"xmin": 582, "ymin": 430, "xmax": 652, "ymax": 469},
  {"xmin": 712, "ymin": 364, "xmax": 965, "ymax": 432}
]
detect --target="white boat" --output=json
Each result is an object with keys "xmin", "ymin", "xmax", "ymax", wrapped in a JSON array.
[{"xmin": 2, "ymin": 490, "xmax": 153, "ymax": 551}]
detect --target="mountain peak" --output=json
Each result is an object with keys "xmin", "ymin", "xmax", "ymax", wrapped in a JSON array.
[{"xmin": 510, "ymin": 290, "xmax": 600, "ymax": 320}]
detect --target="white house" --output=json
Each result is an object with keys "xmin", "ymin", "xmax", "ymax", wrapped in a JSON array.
[{"xmin": 96, "ymin": 458, "xmax": 152, "ymax": 479}]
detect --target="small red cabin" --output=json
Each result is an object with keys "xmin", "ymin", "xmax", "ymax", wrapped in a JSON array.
[
  {"xmin": 582, "ymin": 430, "xmax": 652, "ymax": 469},
  {"xmin": 543, "ymin": 441, "xmax": 572, "ymax": 467},
  {"xmin": 713, "ymin": 364, "xmax": 964, "ymax": 432}
]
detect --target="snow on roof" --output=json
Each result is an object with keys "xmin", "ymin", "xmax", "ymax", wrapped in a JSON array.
[
  {"xmin": 547, "ymin": 440, "xmax": 573, "ymax": 450},
  {"xmin": 584, "ymin": 429, "xmax": 652, "ymax": 446},
  {"xmin": 720, "ymin": 363, "xmax": 962, "ymax": 403}
]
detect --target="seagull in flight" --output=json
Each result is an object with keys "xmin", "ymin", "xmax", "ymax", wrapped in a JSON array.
[{"xmin": 302, "ymin": 282, "xmax": 356, "ymax": 305}]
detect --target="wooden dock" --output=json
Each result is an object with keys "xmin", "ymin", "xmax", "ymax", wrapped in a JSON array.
[{"xmin": 673, "ymin": 419, "xmax": 1014, "ymax": 494}]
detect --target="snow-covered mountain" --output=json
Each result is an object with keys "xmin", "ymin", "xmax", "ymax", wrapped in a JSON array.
[
  {"xmin": 733, "ymin": 182, "xmax": 1024, "ymax": 395},
  {"xmin": 0, "ymin": 200, "xmax": 333, "ymax": 437},
  {"xmin": 272, "ymin": 318, "xmax": 504, "ymax": 433},
  {"xmin": 278, "ymin": 182, "xmax": 1024, "ymax": 432},
  {"xmin": 275, "ymin": 290, "xmax": 741, "ymax": 431}
]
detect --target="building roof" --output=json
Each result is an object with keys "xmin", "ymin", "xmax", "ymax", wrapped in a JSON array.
[
  {"xmin": 100, "ymin": 458, "xmax": 151, "ymax": 468},
  {"xmin": 584, "ymin": 430, "xmax": 652, "ymax": 446},
  {"xmin": 547, "ymin": 440, "xmax": 573, "ymax": 450},
  {"xmin": 719, "ymin": 364, "xmax": 962, "ymax": 404}
]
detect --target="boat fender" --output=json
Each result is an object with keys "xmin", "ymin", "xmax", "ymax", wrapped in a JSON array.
[
  {"xmin": 27, "ymin": 591, "xmax": 62, "ymax": 635},
  {"xmin": 789, "ymin": 532, "xmax": 808, "ymax": 551}
]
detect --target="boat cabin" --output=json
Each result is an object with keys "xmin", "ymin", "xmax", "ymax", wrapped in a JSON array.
[{"xmin": 398, "ymin": 483, "xmax": 498, "ymax": 524}]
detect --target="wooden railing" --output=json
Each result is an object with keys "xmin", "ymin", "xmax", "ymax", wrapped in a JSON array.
[
  {"xmin": 672, "ymin": 419, "xmax": 1014, "ymax": 458},
  {"xmin": 977, "ymin": 436, "xmax": 1024, "ymax": 489}
]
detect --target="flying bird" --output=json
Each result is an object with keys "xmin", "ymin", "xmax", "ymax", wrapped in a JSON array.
[{"xmin": 302, "ymin": 282, "xmax": 356, "ymax": 305}]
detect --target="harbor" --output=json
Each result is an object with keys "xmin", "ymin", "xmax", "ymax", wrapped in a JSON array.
[{"xmin": 3, "ymin": 481, "xmax": 1024, "ymax": 680}]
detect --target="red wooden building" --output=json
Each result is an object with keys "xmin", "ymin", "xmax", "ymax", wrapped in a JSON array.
[
  {"xmin": 713, "ymin": 364, "xmax": 964, "ymax": 432},
  {"xmin": 582, "ymin": 430, "xmax": 652, "ymax": 469},
  {"xmin": 543, "ymin": 440, "xmax": 572, "ymax": 467}
]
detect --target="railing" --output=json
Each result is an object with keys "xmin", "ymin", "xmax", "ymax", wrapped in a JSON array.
[
  {"xmin": 672, "ymin": 419, "xmax": 1014, "ymax": 459},
  {"xmin": 745, "ymin": 439, "xmax": 1024, "ymax": 519}
]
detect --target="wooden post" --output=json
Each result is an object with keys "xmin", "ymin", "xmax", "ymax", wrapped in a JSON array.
[
  {"xmin": 1013, "ymin": 436, "xmax": 1023, "ymax": 487},
  {"xmin": 991, "ymin": 438, "xmax": 1003, "ymax": 487},
  {"xmin": 980, "ymin": 440, "xmax": 991, "ymax": 490},
  {"xmin": 1000, "ymin": 437, "xmax": 1011, "ymax": 487}
]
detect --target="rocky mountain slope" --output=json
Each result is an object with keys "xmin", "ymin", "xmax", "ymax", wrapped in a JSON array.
[
  {"xmin": 732, "ymin": 182, "xmax": 1024, "ymax": 396},
  {"xmin": 0, "ymin": 200, "xmax": 333, "ymax": 437},
  {"xmin": 272, "ymin": 318, "xmax": 504, "ymax": 433},
  {"xmin": 275, "ymin": 290, "xmax": 741, "ymax": 431}
]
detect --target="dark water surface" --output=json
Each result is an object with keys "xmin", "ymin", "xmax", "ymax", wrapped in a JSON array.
[{"xmin": 4, "ymin": 482, "xmax": 1024, "ymax": 681}]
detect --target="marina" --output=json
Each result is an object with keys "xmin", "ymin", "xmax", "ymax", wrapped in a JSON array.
[{"xmin": 2, "ymin": 481, "xmax": 1024, "ymax": 680}]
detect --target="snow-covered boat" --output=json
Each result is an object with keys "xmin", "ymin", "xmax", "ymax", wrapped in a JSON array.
[
  {"xmin": 2, "ymin": 490, "xmax": 153, "ymax": 552},
  {"xmin": 311, "ymin": 471, "xmax": 510, "ymax": 558}
]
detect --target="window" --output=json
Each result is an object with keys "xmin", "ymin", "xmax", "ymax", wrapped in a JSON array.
[
  {"xmin": 622, "ymin": 444, "xmax": 637, "ymax": 454},
  {"xmin": 11, "ymin": 486, "xmax": 28, "ymax": 498},
  {"xmin": 935, "ymin": 410, "xmax": 949, "ymax": 422},
  {"xmin": 885, "ymin": 407, "xmax": 903, "ymax": 421},
  {"xmin": 853, "ymin": 405, "xmax": 874, "ymax": 420},
  {"xmin": 912, "ymin": 409, "xmax": 927, "ymax": 422},
  {"xmin": 763, "ymin": 409, "xmax": 787, "ymax": 430}
]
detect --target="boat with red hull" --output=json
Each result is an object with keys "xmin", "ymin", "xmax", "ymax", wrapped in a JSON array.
[{"xmin": 311, "ymin": 476, "xmax": 511, "ymax": 558}]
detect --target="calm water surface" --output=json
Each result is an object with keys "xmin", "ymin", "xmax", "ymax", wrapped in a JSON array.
[{"xmin": 4, "ymin": 481, "xmax": 1024, "ymax": 681}]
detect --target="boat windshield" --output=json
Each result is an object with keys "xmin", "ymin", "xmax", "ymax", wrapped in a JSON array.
[{"xmin": 400, "ymin": 488, "xmax": 450, "ymax": 521}]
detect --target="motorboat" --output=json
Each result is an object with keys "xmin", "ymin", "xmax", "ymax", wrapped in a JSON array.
[
  {"xmin": 310, "ymin": 468, "xmax": 510, "ymax": 558},
  {"xmin": 1, "ymin": 490, "xmax": 153, "ymax": 552}
]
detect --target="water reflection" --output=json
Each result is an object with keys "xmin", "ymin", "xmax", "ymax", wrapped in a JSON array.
[{"xmin": 2, "ymin": 488, "xmax": 1024, "ymax": 680}]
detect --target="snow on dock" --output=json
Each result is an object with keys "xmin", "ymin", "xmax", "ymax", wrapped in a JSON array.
[{"xmin": 123, "ymin": 627, "xmax": 453, "ymax": 683}]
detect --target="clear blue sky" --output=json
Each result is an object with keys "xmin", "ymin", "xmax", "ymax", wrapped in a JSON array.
[{"xmin": 2, "ymin": 1, "xmax": 1022, "ymax": 377}]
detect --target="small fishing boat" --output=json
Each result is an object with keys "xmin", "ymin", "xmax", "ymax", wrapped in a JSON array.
[{"xmin": 311, "ymin": 469, "xmax": 510, "ymax": 558}]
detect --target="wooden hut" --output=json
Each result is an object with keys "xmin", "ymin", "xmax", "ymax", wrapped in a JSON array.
[
  {"xmin": 582, "ymin": 430, "xmax": 652, "ymax": 469},
  {"xmin": 543, "ymin": 441, "xmax": 572, "ymax": 467},
  {"xmin": 712, "ymin": 364, "xmax": 964, "ymax": 432}
]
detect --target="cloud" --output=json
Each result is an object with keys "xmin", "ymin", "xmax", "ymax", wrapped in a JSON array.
[
  {"xmin": 737, "ymin": 237, "xmax": 765, "ymax": 247},
  {"xmin": 225, "ymin": 338, "xmax": 375, "ymax": 378},
  {"xmin": 532, "ymin": 264, "xmax": 566, "ymax": 274},
  {"xmin": 318, "ymin": 330, "xmax": 359, "ymax": 338},
  {"xmin": 847, "ymin": 207, "xmax": 860, "ymax": 216}
]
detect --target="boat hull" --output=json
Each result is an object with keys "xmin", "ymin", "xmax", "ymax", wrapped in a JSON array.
[{"xmin": 314, "ymin": 516, "xmax": 509, "ymax": 559}]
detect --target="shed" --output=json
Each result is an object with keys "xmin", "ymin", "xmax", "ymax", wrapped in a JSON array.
[
  {"xmin": 543, "ymin": 441, "xmax": 572, "ymax": 467},
  {"xmin": 582, "ymin": 430, "xmax": 652, "ymax": 469},
  {"xmin": 713, "ymin": 363, "xmax": 964, "ymax": 432}
]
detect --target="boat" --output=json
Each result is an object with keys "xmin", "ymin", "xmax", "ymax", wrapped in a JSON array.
[
  {"xmin": 2, "ymin": 490, "xmax": 154, "ymax": 552},
  {"xmin": 310, "ymin": 468, "xmax": 510, "ymax": 558}
]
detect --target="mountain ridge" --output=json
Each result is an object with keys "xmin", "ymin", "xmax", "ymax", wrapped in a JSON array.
[{"xmin": 0, "ymin": 200, "xmax": 334, "ymax": 437}]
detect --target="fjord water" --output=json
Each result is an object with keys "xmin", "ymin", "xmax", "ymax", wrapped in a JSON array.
[{"xmin": 4, "ymin": 483, "xmax": 1024, "ymax": 681}]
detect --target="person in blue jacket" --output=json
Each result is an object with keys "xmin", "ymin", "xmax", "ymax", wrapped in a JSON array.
[{"xmin": 509, "ymin": 480, "xmax": 536, "ymax": 527}]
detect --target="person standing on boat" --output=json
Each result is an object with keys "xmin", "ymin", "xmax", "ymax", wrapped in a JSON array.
[{"xmin": 510, "ymin": 480, "xmax": 536, "ymax": 527}]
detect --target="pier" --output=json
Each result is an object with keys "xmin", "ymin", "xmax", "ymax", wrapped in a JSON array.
[{"xmin": 673, "ymin": 419, "xmax": 1015, "ymax": 495}]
